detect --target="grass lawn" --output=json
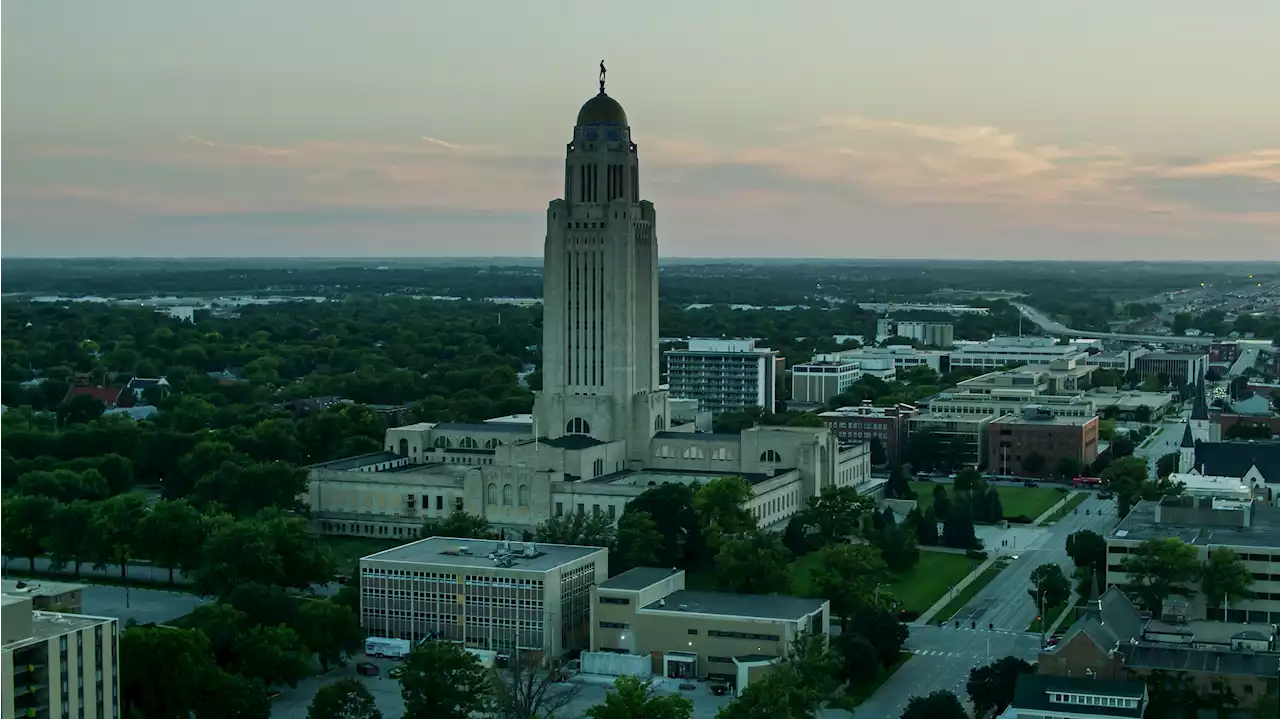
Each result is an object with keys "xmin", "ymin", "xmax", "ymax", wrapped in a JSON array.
[
  {"xmin": 909, "ymin": 481, "xmax": 1061, "ymax": 520},
  {"xmin": 1027, "ymin": 603, "xmax": 1066, "ymax": 633},
  {"xmin": 322, "ymin": 536, "xmax": 408, "ymax": 573},
  {"xmin": 790, "ymin": 549, "xmax": 980, "ymax": 613}
]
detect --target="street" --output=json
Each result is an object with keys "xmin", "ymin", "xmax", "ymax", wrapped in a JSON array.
[
  {"xmin": 1134, "ymin": 417, "xmax": 1191, "ymax": 479},
  {"xmin": 852, "ymin": 492, "xmax": 1118, "ymax": 718}
]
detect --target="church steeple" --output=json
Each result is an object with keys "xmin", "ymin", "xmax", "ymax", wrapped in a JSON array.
[
  {"xmin": 1190, "ymin": 375, "xmax": 1209, "ymax": 422},
  {"xmin": 1179, "ymin": 422, "xmax": 1197, "ymax": 474}
]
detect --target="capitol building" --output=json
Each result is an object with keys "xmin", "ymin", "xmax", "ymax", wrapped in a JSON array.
[{"xmin": 307, "ymin": 73, "xmax": 876, "ymax": 540}]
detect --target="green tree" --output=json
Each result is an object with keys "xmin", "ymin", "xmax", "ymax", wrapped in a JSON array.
[
  {"xmin": 1156, "ymin": 452, "xmax": 1180, "ymax": 479},
  {"xmin": 790, "ymin": 485, "xmax": 874, "ymax": 549},
  {"xmin": 1102, "ymin": 455, "xmax": 1150, "ymax": 516},
  {"xmin": 885, "ymin": 464, "xmax": 915, "ymax": 500},
  {"xmin": 2, "ymin": 493, "xmax": 57, "ymax": 571},
  {"xmin": 873, "ymin": 522, "xmax": 920, "ymax": 573},
  {"xmin": 847, "ymin": 605, "xmax": 908, "ymax": 667},
  {"xmin": 1120, "ymin": 538, "xmax": 1201, "ymax": 613},
  {"xmin": 230, "ymin": 625, "xmax": 311, "ymax": 688},
  {"xmin": 624, "ymin": 483, "xmax": 702, "ymax": 568},
  {"xmin": 1065, "ymin": 529, "xmax": 1107, "ymax": 600},
  {"xmin": 715, "ymin": 529, "xmax": 792, "ymax": 594},
  {"xmin": 225, "ymin": 582, "xmax": 301, "ymax": 628},
  {"xmin": 1056, "ymin": 456, "xmax": 1082, "ymax": 481},
  {"xmin": 119, "ymin": 625, "xmax": 220, "ymax": 719},
  {"xmin": 308, "ymin": 678, "xmax": 383, "ymax": 719},
  {"xmin": 932, "ymin": 484, "xmax": 951, "ymax": 522},
  {"xmin": 92, "ymin": 491, "xmax": 149, "ymax": 580},
  {"xmin": 1029, "ymin": 563, "xmax": 1071, "ymax": 610},
  {"xmin": 1200, "ymin": 548, "xmax": 1253, "ymax": 618},
  {"xmin": 953, "ymin": 467, "xmax": 984, "ymax": 492},
  {"xmin": 296, "ymin": 600, "xmax": 363, "ymax": 671},
  {"xmin": 966, "ymin": 656, "xmax": 1035, "ymax": 717},
  {"xmin": 941, "ymin": 502, "xmax": 978, "ymax": 549},
  {"xmin": 423, "ymin": 511, "xmax": 494, "ymax": 540},
  {"xmin": 614, "ymin": 510, "xmax": 664, "ymax": 572},
  {"xmin": 584, "ymin": 676, "xmax": 692, "ymax": 719},
  {"xmin": 809, "ymin": 544, "xmax": 889, "ymax": 627},
  {"xmin": 46, "ymin": 499, "xmax": 97, "ymax": 577},
  {"xmin": 694, "ymin": 475, "xmax": 757, "ymax": 555},
  {"xmin": 57, "ymin": 393, "xmax": 106, "ymax": 426},
  {"xmin": 398, "ymin": 641, "xmax": 493, "ymax": 719},
  {"xmin": 535, "ymin": 511, "xmax": 615, "ymax": 547},
  {"xmin": 199, "ymin": 670, "xmax": 271, "ymax": 719},
  {"xmin": 833, "ymin": 633, "xmax": 880, "ymax": 686},
  {"xmin": 901, "ymin": 690, "xmax": 967, "ymax": 719},
  {"xmin": 137, "ymin": 498, "xmax": 207, "ymax": 584}
]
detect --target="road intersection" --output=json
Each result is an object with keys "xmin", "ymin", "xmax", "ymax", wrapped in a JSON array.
[{"xmin": 851, "ymin": 491, "xmax": 1118, "ymax": 718}]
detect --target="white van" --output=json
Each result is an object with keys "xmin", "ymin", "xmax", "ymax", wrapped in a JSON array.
[{"xmin": 365, "ymin": 637, "xmax": 412, "ymax": 659}]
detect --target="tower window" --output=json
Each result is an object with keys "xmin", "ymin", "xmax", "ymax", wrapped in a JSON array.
[
  {"xmin": 760, "ymin": 449, "xmax": 782, "ymax": 463},
  {"xmin": 566, "ymin": 417, "xmax": 592, "ymax": 435}
]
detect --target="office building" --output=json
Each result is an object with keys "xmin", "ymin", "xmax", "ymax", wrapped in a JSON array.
[
  {"xmin": 589, "ymin": 567, "xmax": 828, "ymax": 689},
  {"xmin": 894, "ymin": 321, "xmax": 955, "ymax": 349},
  {"xmin": 359, "ymin": 537, "xmax": 607, "ymax": 659},
  {"xmin": 950, "ymin": 336, "xmax": 1089, "ymax": 369},
  {"xmin": 827, "ymin": 346, "xmax": 950, "ymax": 374},
  {"xmin": 1087, "ymin": 389, "xmax": 1177, "ymax": 422},
  {"xmin": 1089, "ymin": 347, "xmax": 1151, "ymax": 372},
  {"xmin": 666, "ymin": 339, "xmax": 783, "ymax": 415},
  {"xmin": 307, "ymin": 73, "xmax": 875, "ymax": 542},
  {"xmin": 987, "ymin": 410, "xmax": 1099, "ymax": 478},
  {"xmin": 1106, "ymin": 497, "xmax": 1280, "ymax": 623},
  {"xmin": 908, "ymin": 413, "xmax": 998, "ymax": 468},
  {"xmin": 819, "ymin": 403, "xmax": 918, "ymax": 464},
  {"xmin": 1210, "ymin": 341, "xmax": 1242, "ymax": 364},
  {"xmin": 789, "ymin": 358, "xmax": 862, "ymax": 405},
  {"xmin": 2, "ymin": 594, "xmax": 120, "ymax": 719},
  {"xmin": 1133, "ymin": 352, "xmax": 1209, "ymax": 388},
  {"xmin": 927, "ymin": 364, "xmax": 1098, "ymax": 421}
]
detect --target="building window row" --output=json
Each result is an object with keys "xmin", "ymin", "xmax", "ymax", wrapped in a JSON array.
[
  {"xmin": 707, "ymin": 630, "xmax": 781, "ymax": 642},
  {"xmin": 599, "ymin": 621, "xmax": 629, "ymax": 629},
  {"xmin": 599, "ymin": 596, "xmax": 630, "ymax": 605}
]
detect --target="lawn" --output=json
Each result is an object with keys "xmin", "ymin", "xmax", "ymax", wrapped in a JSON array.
[
  {"xmin": 909, "ymin": 481, "xmax": 1061, "ymax": 520},
  {"xmin": 322, "ymin": 536, "xmax": 409, "ymax": 574},
  {"xmin": 790, "ymin": 549, "xmax": 980, "ymax": 614}
]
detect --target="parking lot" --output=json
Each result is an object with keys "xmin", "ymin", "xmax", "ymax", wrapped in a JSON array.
[
  {"xmin": 269, "ymin": 656, "xmax": 736, "ymax": 719},
  {"xmin": 80, "ymin": 584, "xmax": 210, "ymax": 626}
]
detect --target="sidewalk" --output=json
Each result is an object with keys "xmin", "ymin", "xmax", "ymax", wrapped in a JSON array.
[{"xmin": 1031, "ymin": 492, "xmax": 1075, "ymax": 527}]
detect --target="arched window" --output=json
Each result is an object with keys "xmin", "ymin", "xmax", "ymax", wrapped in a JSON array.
[
  {"xmin": 433, "ymin": 436, "xmax": 452, "ymax": 449},
  {"xmin": 593, "ymin": 458, "xmax": 604, "ymax": 477},
  {"xmin": 566, "ymin": 417, "xmax": 591, "ymax": 435},
  {"xmin": 502, "ymin": 484, "xmax": 514, "ymax": 506},
  {"xmin": 484, "ymin": 438, "xmax": 501, "ymax": 449},
  {"xmin": 459, "ymin": 437, "xmax": 478, "ymax": 449},
  {"xmin": 682, "ymin": 446, "xmax": 705, "ymax": 460},
  {"xmin": 486, "ymin": 483, "xmax": 498, "ymax": 505},
  {"xmin": 398, "ymin": 438, "xmax": 408, "ymax": 457},
  {"xmin": 518, "ymin": 485, "xmax": 530, "ymax": 507},
  {"xmin": 760, "ymin": 449, "xmax": 782, "ymax": 463},
  {"xmin": 654, "ymin": 415, "xmax": 664, "ymax": 432}
]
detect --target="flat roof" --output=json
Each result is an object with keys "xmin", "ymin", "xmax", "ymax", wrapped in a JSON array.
[
  {"xmin": 310, "ymin": 451, "xmax": 402, "ymax": 470},
  {"xmin": 653, "ymin": 431, "xmax": 740, "ymax": 442},
  {"xmin": 1110, "ymin": 500, "xmax": 1280, "ymax": 549},
  {"xmin": 642, "ymin": 589, "xmax": 826, "ymax": 621},
  {"xmin": 993, "ymin": 414, "xmax": 1096, "ymax": 427},
  {"xmin": 586, "ymin": 467, "xmax": 793, "ymax": 487},
  {"xmin": 599, "ymin": 567, "xmax": 681, "ymax": 591},
  {"xmin": 436, "ymin": 422, "xmax": 530, "ymax": 434},
  {"xmin": 2, "ymin": 606, "xmax": 114, "ymax": 650},
  {"xmin": 361, "ymin": 536, "xmax": 604, "ymax": 572},
  {"xmin": 1, "ymin": 579, "xmax": 87, "ymax": 598}
]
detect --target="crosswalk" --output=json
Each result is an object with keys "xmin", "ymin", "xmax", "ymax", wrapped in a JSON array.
[{"xmin": 909, "ymin": 649, "xmax": 994, "ymax": 659}]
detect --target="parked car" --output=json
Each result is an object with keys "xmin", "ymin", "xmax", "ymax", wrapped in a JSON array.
[
  {"xmin": 1023, "ymin": 480, "xmax": 1040, "ymax": 488},
  {"xmin": 709, "ymin": 682, "xmax": 731, "ymax": 696},
  {"xmin": 356, "ymin": 662, "xmax": 380, "ymax": 677},
  {"xmin": 1099, "ymin": 491, "xmax": 1114, "ymax": 499}
]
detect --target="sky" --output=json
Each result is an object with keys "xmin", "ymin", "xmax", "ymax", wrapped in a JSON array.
[{"xmin": 3, "ymin": 0, "xmax": 1279, "ymax": 261}]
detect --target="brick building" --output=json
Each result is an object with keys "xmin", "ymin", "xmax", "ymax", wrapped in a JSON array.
[
  {"xmin": 818, "ymin": 402, "xmax": 917, "ymax": 465},
  {"xmin": 987, "ymin": 409, "xmax": 1099, "ymax": 478}
]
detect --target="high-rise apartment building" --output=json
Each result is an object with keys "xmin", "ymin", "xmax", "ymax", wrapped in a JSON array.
[
  {"xmin": 2, "ymin": 595, "xmax": 119, "ymax": 719},
  {"xmin": 790, "ymin": 358, "xmax": 862, "ymax": 405},
  {"xmin": 665, "ymin": 339, "xmax": 782, "ymax": 415}
]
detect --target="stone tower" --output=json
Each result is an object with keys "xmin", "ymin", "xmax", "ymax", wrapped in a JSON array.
[{"xmin": 533, "ymin": 66, "xmax": 668, "ymax": 463}]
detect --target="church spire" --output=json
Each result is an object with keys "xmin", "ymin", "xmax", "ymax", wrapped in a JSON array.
[
  {"xmin": 1180, "ymin": 422, "xmax": 1196, "ymax": 449},
  {"xmin": 1190, "ymin": 374, "xmax": 1209, "ymax": 421}
]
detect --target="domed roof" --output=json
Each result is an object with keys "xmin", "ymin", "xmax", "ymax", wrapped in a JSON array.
[{"xmin": 577, "ymin": 92, "xmax": 628, "ymax": 126}]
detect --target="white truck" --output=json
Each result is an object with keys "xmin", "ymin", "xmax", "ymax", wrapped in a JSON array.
[{"xmin": 365, "ymin": 637, "xmax": 412, "ymax": 659}]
